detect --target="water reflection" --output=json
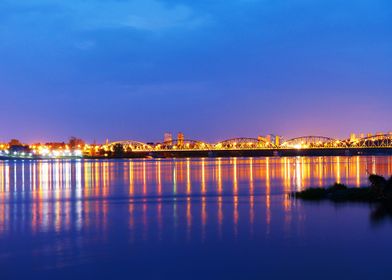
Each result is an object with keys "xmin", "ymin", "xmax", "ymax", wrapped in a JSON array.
[
  {"xmin": 371, "ymin": 202, "xmax": 392, "ymax": 224},
  {"xmin": 0, "ymin": 156, "xmax": 391, "ymax": 239}
]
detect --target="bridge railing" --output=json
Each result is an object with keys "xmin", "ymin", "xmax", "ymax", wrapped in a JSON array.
[
  {"xmin": 103, "ymin": 134, "xmax": 392, "ymax": 153},
  {"xmin": 154, "ymin": 139, "xmax": 213, "ymax": 151}
]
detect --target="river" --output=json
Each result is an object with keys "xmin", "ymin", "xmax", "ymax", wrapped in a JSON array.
[{"xmin": 0, "ymin": 156, "xmax": 391, "ymax": 279}]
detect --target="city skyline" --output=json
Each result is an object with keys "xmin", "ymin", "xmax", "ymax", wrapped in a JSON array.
[
  {"xmin": 1, "ymin": 0, "xmax": 391, "ymax": 143},
  {"xmin": 1, "ymin": 130, "xmax": 392, "ymax": 145}
]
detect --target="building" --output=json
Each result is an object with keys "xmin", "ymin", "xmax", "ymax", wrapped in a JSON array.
[
  {"xmin": 164, "ymin": 132, "xmax": 172, "ymax": 143},
  {"xmin": 265, "ymin": 134, "xmax": 272, "ymax": 144},
  {"xmin": 350, "ymin": 133, "xmax": 357, "ymax": 142},
  {"xmin": 177, "ymin": 132, "xmax": 184, "ymax": 146},
  {"xmin": 257, "ymin": 134, "xmax": 281, "ymax": 146},
  {"xmin": 45, "ymin": 142, "xmax": 67, "ymax": 149},
  {"xmin": 275, "ymin": 135, "xmax": 281, "ymax": 146}
]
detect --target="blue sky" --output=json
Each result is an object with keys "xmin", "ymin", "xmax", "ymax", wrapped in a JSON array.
[{"xmin": 0, "ymin": 0, "xmax": 391, "ymax": 143}]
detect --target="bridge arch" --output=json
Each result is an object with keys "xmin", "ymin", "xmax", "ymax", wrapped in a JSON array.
[
  {"xmin": 281, "ymin": 136, "xmax": 345, "ymax": 148},
  {"xmin": 104, "ymin": 140, "xmax": 153, "ymax": 152},
  {"xmin": 214, "ymin": 137, "xmax": 276, "ymax": 149},
  {"xmin": 349, "ymin": 134, "xmax": 392, "ymax": 148},
  {"xmin": 155, "ymin": 139, "xmax": 212, "ymax": 150}
]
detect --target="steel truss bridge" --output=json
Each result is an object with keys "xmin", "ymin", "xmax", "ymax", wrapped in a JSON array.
[{"xmin": 103, "ymin": 134, "xmax": 392, "ymax": 153}]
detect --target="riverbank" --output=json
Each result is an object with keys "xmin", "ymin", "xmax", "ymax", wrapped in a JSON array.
[{"xmin": 3, "ymin": 148, "xmax": 392, "ymax": 161}]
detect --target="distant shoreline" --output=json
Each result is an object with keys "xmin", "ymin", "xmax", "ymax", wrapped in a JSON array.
[{"xmin": 1, "ymin": 148, "xmax": 392, "ymax": 160}]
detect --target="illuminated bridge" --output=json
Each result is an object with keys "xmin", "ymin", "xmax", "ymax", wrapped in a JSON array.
[
  {"xmin": 102, "ymin": 134, "xmax": 392, "ymax": 158},
  {"xmin": 155, "ymin": 139, "xmax": 212, "ymax": 151},
  {"xmin": 104, "ymin": 141, "xmax": 154, "ymax": 152},
  {"xmin": 214, "ymin": 138, "xmax": 276, "ymax": 150}
]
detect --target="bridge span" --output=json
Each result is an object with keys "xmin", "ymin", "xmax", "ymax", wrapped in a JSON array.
[{"xmin": 101, "ymin": 134, "xmax": 392, "ymax": 158}]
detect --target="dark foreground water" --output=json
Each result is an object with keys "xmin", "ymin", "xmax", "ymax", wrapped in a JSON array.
[{"xmin": 1, "ymin": 156, "xmax": 392, "ymax": 279}]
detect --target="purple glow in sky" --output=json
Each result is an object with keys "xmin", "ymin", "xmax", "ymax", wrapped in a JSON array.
[{"xmin": 0, "ymin": 0, "xmax": 391, "ymax": 143}]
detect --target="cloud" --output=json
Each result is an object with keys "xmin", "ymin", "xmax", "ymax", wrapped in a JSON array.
[
  {"xmin": 76, "ymin": 1, "xmax": 204, "ymax": 31},
  {"xmin": 74, "ymin": 40, "xmax": 96, "ymax": 50},
  {"xmin": 1, "ymin": 0, "xmax": 207, "ymax": 31},
  {"xmin": 116, "ymin": 81, "xmax": 211, "ymax": 97}
]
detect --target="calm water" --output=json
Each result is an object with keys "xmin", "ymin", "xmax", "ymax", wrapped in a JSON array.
[{"xmin": 1, "ymin": 156, "xmax": 392, "ymax": 279}]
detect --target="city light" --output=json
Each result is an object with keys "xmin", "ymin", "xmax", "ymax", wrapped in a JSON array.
[{"xmin": 1, "ymin": 132, "xmax": 392, "ymax": 159}]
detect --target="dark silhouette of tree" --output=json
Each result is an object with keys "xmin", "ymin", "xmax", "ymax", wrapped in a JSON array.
[
  {"xmin": 9, "ymin": 139, "xmax": 22, "ymax": 146},
  {"xmin": 68, "ymin": 137, "xmax": 85, "ymax": 149},
  {"xmin": 113, "ymin": 143, "xmax": 125, "ymax": 157}
]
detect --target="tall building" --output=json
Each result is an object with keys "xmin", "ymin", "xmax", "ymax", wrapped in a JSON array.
[
  {"xmin": 275, "ymin": 135, "xmax": 281, "ymax": 146},
  {"xmin": 164, "ymin": 132, "xmax": 172, "ymax": 143},
  {"xmin": 258, "ymin": 134, "xmax": 280, "ymax": 145},
  {"xmin": 265, "ymin": 134, "xmax": 272, "ymax": 144},
  {"xmin": 350, "ymin": 133, "xmax": 357, "ymax": 142},
  {"xmin": 177, "ymin": 132, "xmax": 184, "ymax": 146}
]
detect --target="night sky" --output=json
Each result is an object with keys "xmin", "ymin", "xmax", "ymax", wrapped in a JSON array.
[{"xmin": 1, "ymin": 0, "xmax": 391, "ymax": 144}]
